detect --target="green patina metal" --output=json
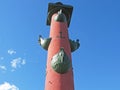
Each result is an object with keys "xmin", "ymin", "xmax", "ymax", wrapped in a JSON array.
[
  {"xmin": 38, "ymin": 35, "xmax": 51, "ymax": 50},
  {"xmin": 47, "ymin": 2, "xmax": 73, "ymax": 27},
  {"xmin": 51, "ymin": 48, "xmax": 71, "ymax": 74},
  {"xmin": 54, "ymin": 9, "xmax": 67, "ymax": 22},
  {"xmin": 69, "ymin": 39, "xmax": 80, "ymax": 52}
]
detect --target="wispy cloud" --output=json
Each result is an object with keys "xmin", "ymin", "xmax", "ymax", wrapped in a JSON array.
[
  {"xmin": 0, "ymin": 49, "xmax": 26, "ymax": 72},
  {"xmin": 0, "ymin": 82, "xmax": 19, "ymax": 90},
  {"xmin": 11, "ymin": 58, "xmax": 26, "ymax": 69},
  {"xmin": 0, "ymin": 57, "xmax": 4, "ymax": 60},
  {"xmin": 8, "ymin": 49, "xmax": 16, "ymax": 55},
  {"xmin": 0, "ymin": 65, "xmax": 7, "ymax": 71}
]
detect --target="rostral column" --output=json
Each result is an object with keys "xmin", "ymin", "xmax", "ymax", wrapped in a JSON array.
[{"xmin": 39, "ymin": 2, "xmax": 80, "ymax": 90}]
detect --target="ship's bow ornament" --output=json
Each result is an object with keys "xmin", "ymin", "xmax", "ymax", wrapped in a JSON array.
[
  {"xmin": 51, "ymin": 48, "xmax": 71, "ymax": 74},
  {"xmin": 69, "ymin": 39, "xmax": 80, "ymax": 52},
  {"xmin": 38, "ymin": 35, "xmax": 51, "ymax": 50}
]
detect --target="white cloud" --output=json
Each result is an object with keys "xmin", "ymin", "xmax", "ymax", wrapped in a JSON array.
[
  {"xmin": 0, "ymin": 57, "xmax": 4, "ymax": 60},
  {"xmin": 0, "ymin": 82, "xmax": 19, "ymax": 90},
  {"xmin": 11, "ymin": 58, "xmax": 26, "ymax": 69},
  {"xmin": 8, "ymin": 49, "xmax": 16, "ymax": 55},
  {"xmin": 21, "ymin": 60, "xmax": 26, "ymax": 65},
  {"xmin": 0, "ymin": 65, "xmax": 7, "ymax": 71}
]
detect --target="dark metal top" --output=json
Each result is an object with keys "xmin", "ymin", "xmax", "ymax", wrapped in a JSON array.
[{"xmin": 46, "ymin": 2, "xmax": 73, "ymax": 27}]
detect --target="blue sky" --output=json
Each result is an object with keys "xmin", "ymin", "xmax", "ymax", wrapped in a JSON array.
[{"xmin": 0, "ymin": 0, "xmax": 120, "ymax": 90}]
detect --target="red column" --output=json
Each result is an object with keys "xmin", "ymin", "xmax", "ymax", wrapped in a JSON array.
[{"xmin": 45, "ymin": 13, "xmax": 74, "ymax": 90}]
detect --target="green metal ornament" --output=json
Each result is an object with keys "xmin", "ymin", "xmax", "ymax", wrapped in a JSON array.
[
  {"xmin": 51, "ymin": 48, "xmax": 71, "ymax": 74},
  {"xmin": 38, "ymin": 35, "xmax": 51, "ymax": 50}
]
